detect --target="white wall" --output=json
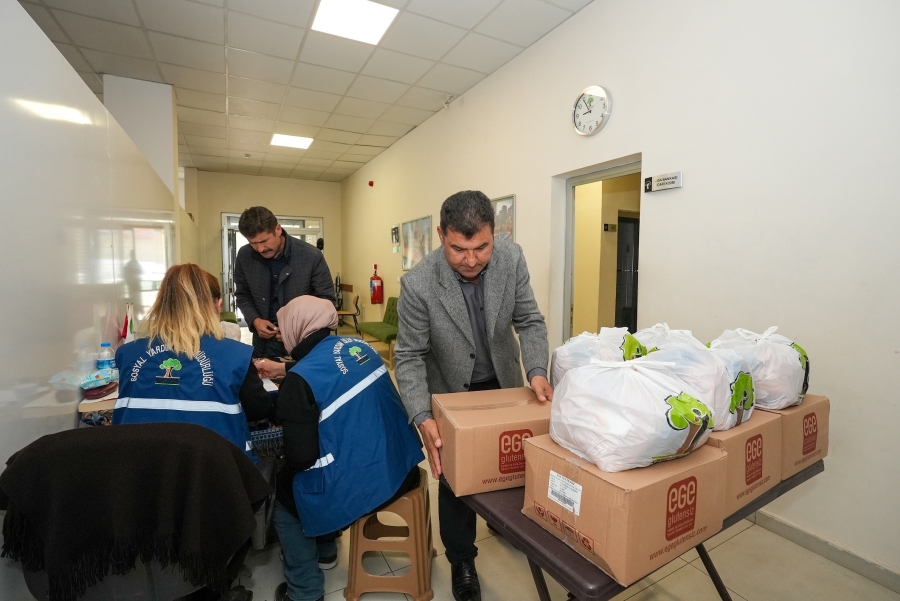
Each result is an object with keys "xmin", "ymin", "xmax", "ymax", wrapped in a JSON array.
[
  {"xmin": 342, "ymin": 0, "xmax": 900, "ymax": 575},
  {"xmin": 0, "ymin": 3, "xmax": 174, "ymax": 591}
]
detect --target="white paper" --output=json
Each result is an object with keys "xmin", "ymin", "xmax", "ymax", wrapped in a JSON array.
[
  {"xmin": 262, "ymin": 378, "xmax": 278, "ymax": 392},
  {"xmin": 548, "ymin": 470, "xmax": 583, "ymax": 515}
]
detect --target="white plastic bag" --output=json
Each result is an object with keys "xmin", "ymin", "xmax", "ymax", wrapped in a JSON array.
[
  {"xmin": 550, "ymin": 328, "xmax": 648, "ymax": 387},
  {"xmin": 550, "ymin": 360, "xmax": 714, "ymax": 472},
  {"xmin": 636, "ymin": 346, "xmax": 755, "ymax": 431},
  {"xmin": 710, "ymin": 327, "xmax": 809, "ymax": 410},
  {"xmin": 634, "ymin": 323, "xmax": 705, "ymax": 352}
]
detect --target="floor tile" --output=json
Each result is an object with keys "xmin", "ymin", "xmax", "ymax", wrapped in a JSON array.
[
  {"xmin": 242, "ymin": 544, "xmax": 287, "ymax": 600},
  {"xmin": 691, "ymin": 525, "xmax": 900, "ymax": 601},
  {"xmin": 679, "ymin": 519, "xmax": 754, "ymax": 563},
  {"xmin": 625, "ymin": 563, "xmax": 748, "ymax": 601},
  {"xmin": 326, "ymin": 590, "xmax": 407, "ymax": 601},
  {"xmin": 608, "ymin": 558, "xmax": 689, "ymax": 601}
]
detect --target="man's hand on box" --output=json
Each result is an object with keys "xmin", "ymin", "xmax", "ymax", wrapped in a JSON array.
[
  {"xmin": 418, "ymin": 418, "xmax": 443, "ymax": 478},
  {"xmin": 530, "ymin": 375, "xmax": 554, "ymax": 402}
]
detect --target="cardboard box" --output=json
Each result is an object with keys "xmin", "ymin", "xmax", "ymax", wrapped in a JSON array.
[
  {"xmin": 523, "ymin": 434, "xmax": 726, "ymax": 586},
  {"xmin": 760, "ymin": 394, "xmax": 829, "ymax": 479},
  {"xmin": 432, "ymin": 387, "xmax": 551, "ymax": 495},
  {"xmin": 704, "ymin": 410, "xmax": 782, "ymax": 516}
]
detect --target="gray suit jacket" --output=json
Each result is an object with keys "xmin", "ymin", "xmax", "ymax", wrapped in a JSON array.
[{"xmin": 395, "ymin": 239, "xmax": 549, "ymax": 422}]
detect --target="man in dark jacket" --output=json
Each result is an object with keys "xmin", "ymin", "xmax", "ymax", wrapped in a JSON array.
[{"xmin": 234, "ymin": 207, "xmax": 335, "ymax": 357}]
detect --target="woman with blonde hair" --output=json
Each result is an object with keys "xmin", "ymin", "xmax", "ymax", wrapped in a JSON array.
[{"xmin": 113, "ymin": 264, "xmax": 271, "ymax": 460}]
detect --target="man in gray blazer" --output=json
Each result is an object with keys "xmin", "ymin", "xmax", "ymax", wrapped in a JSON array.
[
  {"xmin": 234, "ymin": 206, "xmax": 335, "ymax": 358},
  {"xmin": 395, "ymin": 190, "xmax": 552, "ymax": 601}
]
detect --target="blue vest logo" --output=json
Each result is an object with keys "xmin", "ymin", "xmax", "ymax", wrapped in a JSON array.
[
  {"xmin": 347, "ymin": 344, "xmax": 370, "ymax": 365},
  {"xmin": 156, "ymin": 358, "xmax": 182, "ymax": 385}
]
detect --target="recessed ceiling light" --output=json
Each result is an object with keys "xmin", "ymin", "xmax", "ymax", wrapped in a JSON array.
[
  {"xmin": 312, "ymin": 0, "xmax": 399, "ymax": 45},
  {"xmin": 14, "ymin": 99, "xmax": 91, "ymax": 124},
  {"xmin": 271, "ymin": 134, "xmax": 314, "ymax": 149}
]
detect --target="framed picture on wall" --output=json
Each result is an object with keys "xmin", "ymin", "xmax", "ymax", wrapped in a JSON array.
[
  {"xmin": 491, "ymin": 195, "xmax": 515, "ymax": 243},
  {"xmin": 401, "ymin": 215, "xmax": 432, "ymax": 271}
]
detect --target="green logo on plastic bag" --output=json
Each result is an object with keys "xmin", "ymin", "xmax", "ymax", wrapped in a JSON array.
[
  {"xmin": 791, "ymin": 342, "xmax": 809, "ymax": 398},
  {"xmin": 621, "ymin": 334, "xmax": 648, "ymax": 360},
  {"xmin": 654, "ymin": 392, "xmax": 713, "ymax": 462},
  {"xmin": 729, "ymin": 372, "xmax": 755, "ymax": 425}
]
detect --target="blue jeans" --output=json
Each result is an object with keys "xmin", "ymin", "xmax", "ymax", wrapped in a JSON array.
[{"xmin": 273, "ymin": 501, "xmax": 325, "ymax": 601}]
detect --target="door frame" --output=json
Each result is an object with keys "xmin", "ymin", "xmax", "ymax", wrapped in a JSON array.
[{"xmin": 563, "ymin": 160, "xmax": 642, "ymax": 341}]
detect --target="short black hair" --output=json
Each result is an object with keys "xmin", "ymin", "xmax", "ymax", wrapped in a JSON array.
[
  {"xmin": 440, "ymin": 190, "xmax": 494, "ymax": 238},
  {"xmin": 238, "ymin": 206, "xmax": 278, "ymax": 238}
]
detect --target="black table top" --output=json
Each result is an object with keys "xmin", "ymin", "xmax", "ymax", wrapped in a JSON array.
[{"xmin": 456, "ymin": 460, "xmax": 824, "ymax": 601}]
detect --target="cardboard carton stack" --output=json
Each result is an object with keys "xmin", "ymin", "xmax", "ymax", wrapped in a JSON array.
[{"xmin": 759, "ymin": 394, "xmax": 830, "ymax": 479}]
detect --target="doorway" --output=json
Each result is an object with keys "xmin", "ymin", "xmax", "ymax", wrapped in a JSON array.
[{"xmin": 565, "ymin": 165, "xmax": 642, "ymax": 340}]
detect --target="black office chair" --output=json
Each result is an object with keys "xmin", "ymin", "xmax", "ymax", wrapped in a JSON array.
[
  {"xmin": 0, "ymin": 423, "xmax": 269, "ymax": 601},
  {"xmin": 336, "ymin": 294, "xmax": 361, "ymax": 334}
]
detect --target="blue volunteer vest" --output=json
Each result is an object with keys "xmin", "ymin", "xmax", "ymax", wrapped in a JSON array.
[
  {"xmin": 113, "ymin": 336, "xmax": 256, "ymax": 461},
  {"xmin": 290, "ymin": 337, "xmax": 423, "ymax": 537}
]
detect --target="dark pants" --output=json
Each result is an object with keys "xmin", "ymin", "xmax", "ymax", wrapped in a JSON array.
[{"xmin": 438, "ymin": 377, "xmax": 500, "ymax": 565}]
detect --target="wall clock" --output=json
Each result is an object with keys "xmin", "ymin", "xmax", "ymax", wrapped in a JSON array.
[{"xmin": 573, "ymin": 86, "xmax": 611, "ymax": 136}]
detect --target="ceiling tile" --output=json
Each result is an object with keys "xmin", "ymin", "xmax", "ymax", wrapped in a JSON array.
[
  {"xmin": 285, "ymin": 87, "xmax": 341, "ymax": 112},
  {"xmin": 190, "ymin": 147, "xmax": 229, "ymax": 158},
  {"xmin": 227, "ymin": 11, "xmax": 303, "ymax": 60},
  {"xmin": 346, "ymin": 75, "xmax": 409, "ymax": 104},
  {"xmin": 226, "ymin": 48, "xmax": 294, "ymax": 84},
  {"xmin": 184, "ymin": 134, "xmax": 226, "ymax": 148},
  {"xmin": 263, "ymin": 155, "xmax": 299, "ymax": 166},
  {"xmin": 229, "ymin": 157, "xmax": 263, "ymax": 167},
  {"xmin": 331, "ymin": 160, "xmax": 363, "ymax": 170},
  {"xmin": 303, "ymin": 150, "xmax": 341, "ymax": 160},
  {"xmin": 52, "ymin": 11, "xmax": 152, "ymax": 59},
  {"xmin": 442, "ymin": 33, "xmax": 522, "ymax": 73},
  {"xmin": 227, "ymin": 76, "xmax": 286, "ymax": 103},
  {"xmin": 395, "ymin": 86, "xmax": 447, "ymax": 111},
  {"xmin": 361, "ymin": 49, "xmax": 434, "ymax": 85},
  {"xmin": 228, "ymin": 0, "xmax": 315, "ymax": 29},
  {"xmin": 228, "ymin": 141, "xmax": 269, "ymax": 153},
  {"xmin": 274, "ymin": 122, "xmax": 319, "ymax": 137},
  {"xmin": 228, "ymin": 97, "xmax": 280, "ymax": 120},
  {"xmin": 134, "ymin": 0, "xmax": 224, "ymax": 44},
  {"xmin": 267, "ymin": 146, "xmax": 307, "ymax": 158},
  {"xmin": 161, "ymin": 63, "xmax": 225, "ymax": 94},
  {"xmin": 324, "ymin": 113, "xmax": 375, "ymax": 134},
  {"xmin": 316, "ymin": 129, "xmax": 362, "ymax": 145},
  {"xmin": 318, "ymin": 174, "xmax": 349, "ymax": 182},
  {"xmin": 339, "ymin": 154, "xmax": 373, "ymax": 164},
  {"xmin": 179, "ymin": 156, "xmax": 194, "ymax": 166},
  {"xmin": 178, "ymin": 144, "xmax": 190, "ymax": 154},
  {"xmin": 279, "ymin": 105, "xmax": 330, "ymax": 127},
  {"xmin": 308, "ymin": 140, "xmax": 350, "ymax": 153},
  {"xmin": 541, "ymin": 0, "xmax": 590, "ymax": 11},
  {"xmin": 229, "ymin": 129, "xmax": 273, "ymax": 143},
  {"xmin": 356, "ymin": 134, "xmax": 397, "ymax": 147},
  {"xmin": 228, "ymin": 114, "xmax": 275, "ymax": 132},
  {"xmin": 176, "ymin": 88, "xmax": 226, "ymax": 112},
  {"xmin": 44, "ymin": 0, "xmax": 142, "ymax": 26},
  {"xmin": 77, "ymin": 71, "xmax": 103, "ymax": 94},
  {"xmin": 177, "ymin": 106, "xmax": 227, "ymax": 126},
  {"xmin": 417, "ymin": 63, "xmax": 484, "ymax": 95},
  {"xmin": 380, "ymin": 13, "xmax": 466, "ymax": 61},
  {"xmin": 348, "ymin": 145, "xmax": 386, "ymax": 156},
  {"xmin": 54, "ymin": 43, "xmax": 93, "ymax": 72},
  {"xmin": 260, "ymin": 166, "xmax": 294, "ymax": 177},
  {"xmin": 300, "ymin": 158, "xmax": 334, "ymax": 167},
  {"xmin": 193, "ymin": 155, "xmax": 229, "ymax": 168},
  {"xmin": 293, "ymin": 168, "xmax": 325, "ymax": 178},
  {"xmin": 475, "ymin": 0, "xmax": 571, "ymax": 47},
  {"xmin": 181, "ymin": 122, "xmax": 226, "ymax": 138},
  {"xmin": 373, "ymin": 0, "xmax": 405, "ymax": 7},
  {"xmin": 405, "ymin": 0, "xmax": 503, "ymax": 29},
  {"xmin": 299, "ymin": 31, "xmax": 374, "ymax": 72},
  {"xmin": 292, "ymin": 63, "xmax": 356, "ymax": 95},
  {"xmin": 380, "ymin": 105, "xmax": 434, "ymax": 126},
  {"xmin": 366, "ymin": 120, "xmax": 415, "ymax": 137},
  {"xmin": 334, "ymin": 97, "xmax": 389, "ymax": 119},
  {"xmin": 19, "ymin": 3, "xmax": 68, "ymax": 43},
  {"xmin": 82, "ymin": 49, "xmax": 162, "ymax": 82},
  {"xmin": 148, "ymin": 31, "xmax": 225, "ymax": 72}
]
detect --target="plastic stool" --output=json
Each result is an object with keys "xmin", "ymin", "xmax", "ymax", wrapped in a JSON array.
[{"xmin": 344, "ymin": 468, "xmax": 434, "ymax": 601}]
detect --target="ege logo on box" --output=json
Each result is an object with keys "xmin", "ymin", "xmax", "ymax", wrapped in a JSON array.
[
  {"xmin": 745, "ymin": 434, "xmax": 764, "ymax": 485},
  {"xmin": 499, "ymin": 429, "xmax": 532, "ymax": 474},
  {"xmin": 802, "ymin": 413, "xmax": 818, "ymax": 455},
  {"xmin": 666, "ymin": 477, "xmax": 697, "ymax": 541}
]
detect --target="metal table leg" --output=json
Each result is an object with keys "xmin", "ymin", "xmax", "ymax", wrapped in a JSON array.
[
  {"xmin": 695, "ymin": 543, "xmax": 733, "ymax": 601},
  {"xmin": 528, "ymin": 558, "xmax": 554, "ymax": 601}
]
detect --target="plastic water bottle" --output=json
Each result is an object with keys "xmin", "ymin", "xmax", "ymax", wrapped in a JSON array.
[
  {"xmin": 75, "ymin": 343, "xmax": 96, "ymax": 375},
  {"xmin": 97, "ymin": 342, "xmax": 115, "ymax": 370}
]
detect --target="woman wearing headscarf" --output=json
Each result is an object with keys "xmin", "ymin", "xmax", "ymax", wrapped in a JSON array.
[
  {"xmin": 113, "ymin": 264, "xmax": 271, "ymax": 460},
  {"xmin": 270, "ymin": 296, "xmax": 423, "ymax": 601}
]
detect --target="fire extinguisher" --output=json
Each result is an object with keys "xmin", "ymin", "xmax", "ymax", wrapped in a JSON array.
[{"xmin": 370, "ymin": 264, "xmax": 383, "ymax": 305}]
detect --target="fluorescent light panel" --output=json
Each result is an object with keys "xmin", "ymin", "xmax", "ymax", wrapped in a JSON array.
[
  {"xmin": 312, "ymin": 0, "xmax": 399, "ymax": 45},
  {"xmin": 271, "ymin": 134, "xmax": 314, "ymax": 149}
]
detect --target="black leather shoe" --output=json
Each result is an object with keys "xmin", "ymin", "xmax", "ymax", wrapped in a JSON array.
[
  {"xmin": 450, "ymin": 560, "xmax": 481, "ymax": 601},
  {"xmin": 274, "ymin": 583, "xmax": 323, "ymax": 601}
]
